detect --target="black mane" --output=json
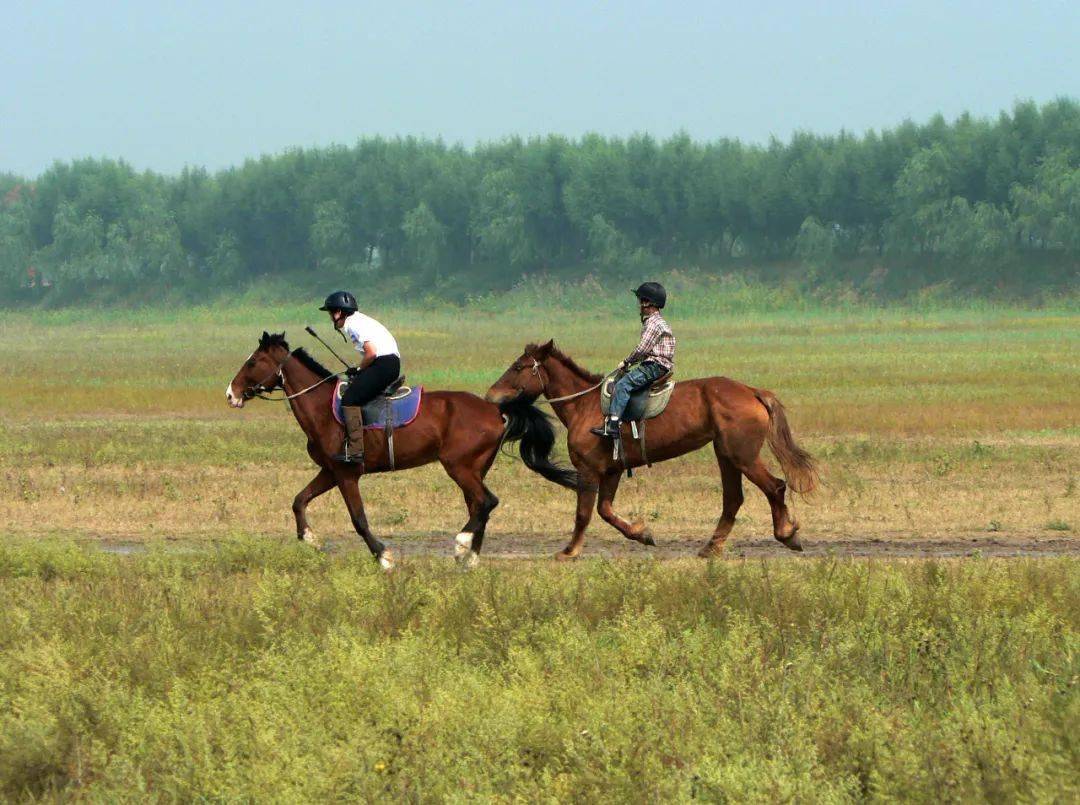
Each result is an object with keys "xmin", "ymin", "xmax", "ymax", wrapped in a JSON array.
[
  {"xmin": 292, "ymin": 348, "xmax": 335, "ymax": 379},
  {"xmin": 259, "ymin": 331, "xmax": 335, "ymax": 379}
]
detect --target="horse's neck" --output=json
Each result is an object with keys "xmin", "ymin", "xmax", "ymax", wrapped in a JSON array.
[
  {"xmin": 543, "ymin": 357, "xmax": 598, "ymax": 425},
  {"xmin": 280, "ymin": 361, "xmax": 335, "ymax": 437}
]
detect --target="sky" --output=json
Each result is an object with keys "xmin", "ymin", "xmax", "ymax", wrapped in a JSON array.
[{"xmin": 3, "ymin": 0, "xmax": 1079, "ymax": 177}]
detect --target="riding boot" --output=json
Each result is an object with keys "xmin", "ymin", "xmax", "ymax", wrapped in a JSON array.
[
  {"xmin": 334, "ymin": 405, "xmax": 366, "ymax": 466},
  {"xmin": 590, "ymin": 416, "xmax": 621, "ymax": 440}
]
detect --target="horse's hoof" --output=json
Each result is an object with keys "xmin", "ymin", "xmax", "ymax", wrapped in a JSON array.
[
  {"xmin": 378, "ymin": 549, "xmax": 396, "ymax": 571},
  {"xmin": 629, "ymin": 522, "xmax": 656, "ymax": 546},
  {"xmin": 457, "ymin": 550, "xmax": 479, "ymax": 570},
  {"xmin": 554, "ymin": 550, "xmax": 579, "ymax": 561},
  {"xmin": 453, "ymin": 531, "xmax": 473, "ymax": 558},
  {"xmin": 778, "ymin": 534, "xmax": 804, "ymax": 552},
  {"xmin": 698, "ymin": 543, "xmax": 724, "ymax": 559},
  {"xmin": 300, "ymin": 528, "xmax": 324, "ymax": 549}
]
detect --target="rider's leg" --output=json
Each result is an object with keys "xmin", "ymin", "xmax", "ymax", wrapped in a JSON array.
[
  {"xmin": 591, "ymin": 362, "xmax": 666, "ymax": 439},
  {"xmin": 335, "ymin": 356, "xmax": 400, "ymax": 465}
]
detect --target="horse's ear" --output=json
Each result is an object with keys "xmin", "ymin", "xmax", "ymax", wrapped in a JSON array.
[
  {"xmin": 536, "ymin": 339, "xmax": 554, "ymax": 359},
  {"xmin": 260, "ymin": 331, "xmax": 270, "ymax": 347}
]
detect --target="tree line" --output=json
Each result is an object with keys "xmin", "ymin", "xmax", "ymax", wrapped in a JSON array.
[{"xmin": 2, "ymin": 98, "xmax": 1078, "ymax": 302}]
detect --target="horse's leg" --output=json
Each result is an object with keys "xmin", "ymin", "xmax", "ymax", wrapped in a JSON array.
[
  {"xmin": 337, "ymin": 476, "xmax": 394, "ymax": 568},
  {"xmin": 597, "ymin": 472, "xmax": 656, "ymax": 547},
  {"xmin": 442, "ymin": 459, "xmax": 497, "ymax": 567},
  {"xmin": 741, "ymin": 457, "xmax": 801, "ymax": 551},
  {"xmin": 471, "ymin": 483, "xmax": 499, "ymax": 554},
  {"xmin": 293, "ymin": 467, "xmax": 336, "ymax": 548},
  {"xmin": 699, "ymin": 449, "xmax": 745, "ymax": 558},
  {"xmin": 469, "ymin": 441, "xmax": 504, "ymax": 557},
  {"xmin": 556, "ymin": 475, "xmax": 598, "ymax": 560}
]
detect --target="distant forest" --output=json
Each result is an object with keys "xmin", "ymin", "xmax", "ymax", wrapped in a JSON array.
[{"xmin": 2, "ymin": 99, "xmax": 1078, "ymax": 302}]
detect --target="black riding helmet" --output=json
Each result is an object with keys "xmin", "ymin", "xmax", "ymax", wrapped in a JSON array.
[
  {"xmin": 319, "ymin": 290, "xmax": 359, "ymax": 314},
  {"xmin": 631, "ymin": 282, "xmax": 667, "ymax": 309}
]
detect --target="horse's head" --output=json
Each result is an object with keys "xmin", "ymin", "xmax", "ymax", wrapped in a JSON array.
[
  {"xmin": 226, "ymin": 331, "xmax": 290, "ymax": 408},
  {"xmin": 485, "ymin": 340, "xmax": 554, "ymax": 405}
]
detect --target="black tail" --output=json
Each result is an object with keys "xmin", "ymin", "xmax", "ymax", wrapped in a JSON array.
[{"xmin": 500, "ymin": 399, "xmax": 579, "ymax": 489}]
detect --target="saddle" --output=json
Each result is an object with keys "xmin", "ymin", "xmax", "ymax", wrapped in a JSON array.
[
  {"xmin": 332, "ymin": 376, "xmax": 423, "ymax": 470},
  {"xmin": 599, "ymin": 368, "xmax": 676, "ymax": 474},
  {"xmin": 600, "ymin": 369, "xmax": 676, "ymax": 422}
]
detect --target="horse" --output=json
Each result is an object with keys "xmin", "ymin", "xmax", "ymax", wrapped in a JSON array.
[
  {"xmin": 485, "ymin": 340, "xmax": 818, "ymax": 559},
  {"xmin": 226, "ymin": 332, "xmax": 578, "ymax": 568}
]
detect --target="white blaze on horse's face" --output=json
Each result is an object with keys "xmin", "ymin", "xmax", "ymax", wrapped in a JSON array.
[
  {"xmin": 226, "ymin": 381, "xmax": 244, "ymax": 408},
  {"xmin": 226, "ymin": 350, "xmax": 255, "ymax": 408}
]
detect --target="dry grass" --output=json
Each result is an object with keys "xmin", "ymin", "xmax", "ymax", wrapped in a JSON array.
[{"xmin": 1, "ymin": 298, "xmax": 1077, "ymax": 549}]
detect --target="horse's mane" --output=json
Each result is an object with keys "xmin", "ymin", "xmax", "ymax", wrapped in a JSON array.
[
  {"xmin": 292, "ymin": 348, "xmax": 335, "ymax": 379},
  {"xmin": 260, "ymin": 332, "xmax": 335, "ymax": 379},
  {"xmin": 526, "ymin": 342, "xmax": 603, "ymax": 383}
]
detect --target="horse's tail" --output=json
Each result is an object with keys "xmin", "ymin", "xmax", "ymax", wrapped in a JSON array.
[
  {"xmin": 754, "ymin": 389, "xmax": 819, "ymax": 496},
  {"xmin": 499, "ymin": 399, "xmax": 580, "ymax": 490}
]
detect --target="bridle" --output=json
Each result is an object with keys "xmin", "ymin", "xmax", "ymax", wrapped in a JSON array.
[
  {"xmin": 518, "ymin": 357, "xmax": 602, "ymax": 406},
  {"xmin": 243, "ymin": 350, "xmax": 341, "ymax": 402}
]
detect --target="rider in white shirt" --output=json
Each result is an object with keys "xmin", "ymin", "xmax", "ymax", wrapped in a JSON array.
[{"xmin": 319, "ymin": 290, "xmax": 402, "ymax": 466}]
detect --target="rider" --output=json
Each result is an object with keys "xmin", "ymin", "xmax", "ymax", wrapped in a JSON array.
[
  {"xmin": 319, "ymin": 290, "xmax": 402, "ymax": 466},
  {"xmin": 590, "ymin": 282, "xmax": 675, "ymax": 440}
]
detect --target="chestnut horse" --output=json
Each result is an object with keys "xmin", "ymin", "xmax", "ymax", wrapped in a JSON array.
[
  {"xmin": 486, "ymin": 340, "xmax": 818, "ymax": 558},
  {"xmin": 227, "ymin": 332, "xmax": 577, "ymax": 568}
]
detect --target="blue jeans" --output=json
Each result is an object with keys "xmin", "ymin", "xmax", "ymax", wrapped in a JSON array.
[{"xmin": 609, "ymin": 361, "xmax": 668, "ymax": 420}]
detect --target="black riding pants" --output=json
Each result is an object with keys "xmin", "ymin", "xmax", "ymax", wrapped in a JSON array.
[{"xmin": 342, "ymin": 355, "xmax": 401, "ymax": 407}]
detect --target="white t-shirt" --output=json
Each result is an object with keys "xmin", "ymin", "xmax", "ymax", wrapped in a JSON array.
[{"xmin": 341, "ymin": 312, "xmax": 400, "ymax": 358}]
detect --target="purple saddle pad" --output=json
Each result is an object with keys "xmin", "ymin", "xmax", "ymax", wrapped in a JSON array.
[{"xmin": 332, "ymin": 380, "xmax": 423, "ymax": 429}]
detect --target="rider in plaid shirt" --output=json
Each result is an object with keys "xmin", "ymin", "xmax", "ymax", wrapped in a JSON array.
[{"xmin": 591, "ymin": 282, "xmax": 675, "ymax": 439}]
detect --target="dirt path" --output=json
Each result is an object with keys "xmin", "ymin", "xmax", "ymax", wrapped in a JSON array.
[
  {"xmin": 377, "ymin": 533, "xmax": 1080, "ymax": 560},
  {"xmin": 88, "ymin": 533, "xmax": 1079, "ymax": 559}
]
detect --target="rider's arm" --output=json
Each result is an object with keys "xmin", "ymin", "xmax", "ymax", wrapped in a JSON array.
[
  {"xmin": 624, "ymin": 319, "xmax": 660, "ymax": 366},
  {"xmin": 357, "ymin": 341, "xmax": 377, "ymax": 370}
]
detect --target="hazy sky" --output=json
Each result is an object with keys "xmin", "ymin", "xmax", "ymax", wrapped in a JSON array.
[{"xmin": 4, "ymin": 1, "xmax": 1079, "ymax": 177}]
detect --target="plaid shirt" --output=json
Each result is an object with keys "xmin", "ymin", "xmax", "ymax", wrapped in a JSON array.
[{"xmin": 625, "ymin": 311, "xmax": 675, "ymax": 370}]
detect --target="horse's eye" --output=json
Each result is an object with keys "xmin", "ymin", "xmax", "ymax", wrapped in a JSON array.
[
  {"xmin": 512, "ymin": 363, "xmax": 522, "ymax": 371},
  {"xmin": 246, "ymin": 360, "xmax": 256, "ymax": 368}
]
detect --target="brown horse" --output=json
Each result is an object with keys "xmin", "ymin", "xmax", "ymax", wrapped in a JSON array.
[
  {"xmin": 486, "ymin": 340, "xmax": 818, "ymax": 558},
  {"xmin": 227, "ymin": 332, "xmax": 577, "ymax": 568}
]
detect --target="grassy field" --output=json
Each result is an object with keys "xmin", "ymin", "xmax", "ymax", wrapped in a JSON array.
[
  {"xmin": 1, "ymin": 279, "xmax": 1078, "ymax": 798},
  {"xmin": 1, "ymin": 541, "xmax": 1077, "ymax": 800},
  {"xmin": 1, "ymin": 278, "xmax": 1076, "ymax": 549}
]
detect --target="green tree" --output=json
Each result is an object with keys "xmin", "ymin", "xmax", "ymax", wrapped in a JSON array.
[
  {"xmin": 473, "ymin": 168, "xmax": 532, "ymax": 271},
  {"xmin": 402, "ymin": 201, "xmax": 448, "ymax": 281},
  {"xmin": 311, "ymin": 201, "xmax": 353, "ymax": 270},
  {"xmin": 1012, "ymin": 154, "xmax": 1080, "ymax": 251},
  {"xmin": 0, "ymin": 195, "xmax": 33, "ymax": 294}
]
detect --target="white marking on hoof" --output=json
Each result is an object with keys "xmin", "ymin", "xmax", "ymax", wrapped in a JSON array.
[
  {"xmin": 454, "ymin": 531, "xmax": 474, "ymax": 557},
  {"xmin": 378, "ymin": 550, "xmax": 395, "ymax": 571},
  {"xmin": 301, "ymin": 528, "xmax": 323, "ymax": 549}
]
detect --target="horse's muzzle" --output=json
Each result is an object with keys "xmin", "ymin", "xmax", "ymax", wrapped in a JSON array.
[
  {"xmin": 485, "ymin": 387, "xmax": 523, "ymax": 405},
  {"xmin": 226, "ymin": 384, "xmax": 245, "ymax": 409}
]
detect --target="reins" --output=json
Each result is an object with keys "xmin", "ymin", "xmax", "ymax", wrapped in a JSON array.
[
  {"xmin": 247, "ymin": 351, "xmax": 342, "ymax": 402},
  {"xmin": 258, "ymin": 371, "xmax": 341, "ymax": 402},
  {"xmin": 538, "ymin": 383, "xmax": 602, "ymax": 405},
  {"xmin": 525, "ymin": 358, "xmax": 602, "ymax": 406}
]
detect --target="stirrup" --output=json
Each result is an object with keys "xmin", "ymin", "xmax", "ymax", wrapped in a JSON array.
[
  {"xmin": 590, "ymin": 421, "xmax": 620, "ymax": 439},
  {"xmin": 333, "ymin": 442, "xmax": 365, "ymax": 465}
]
